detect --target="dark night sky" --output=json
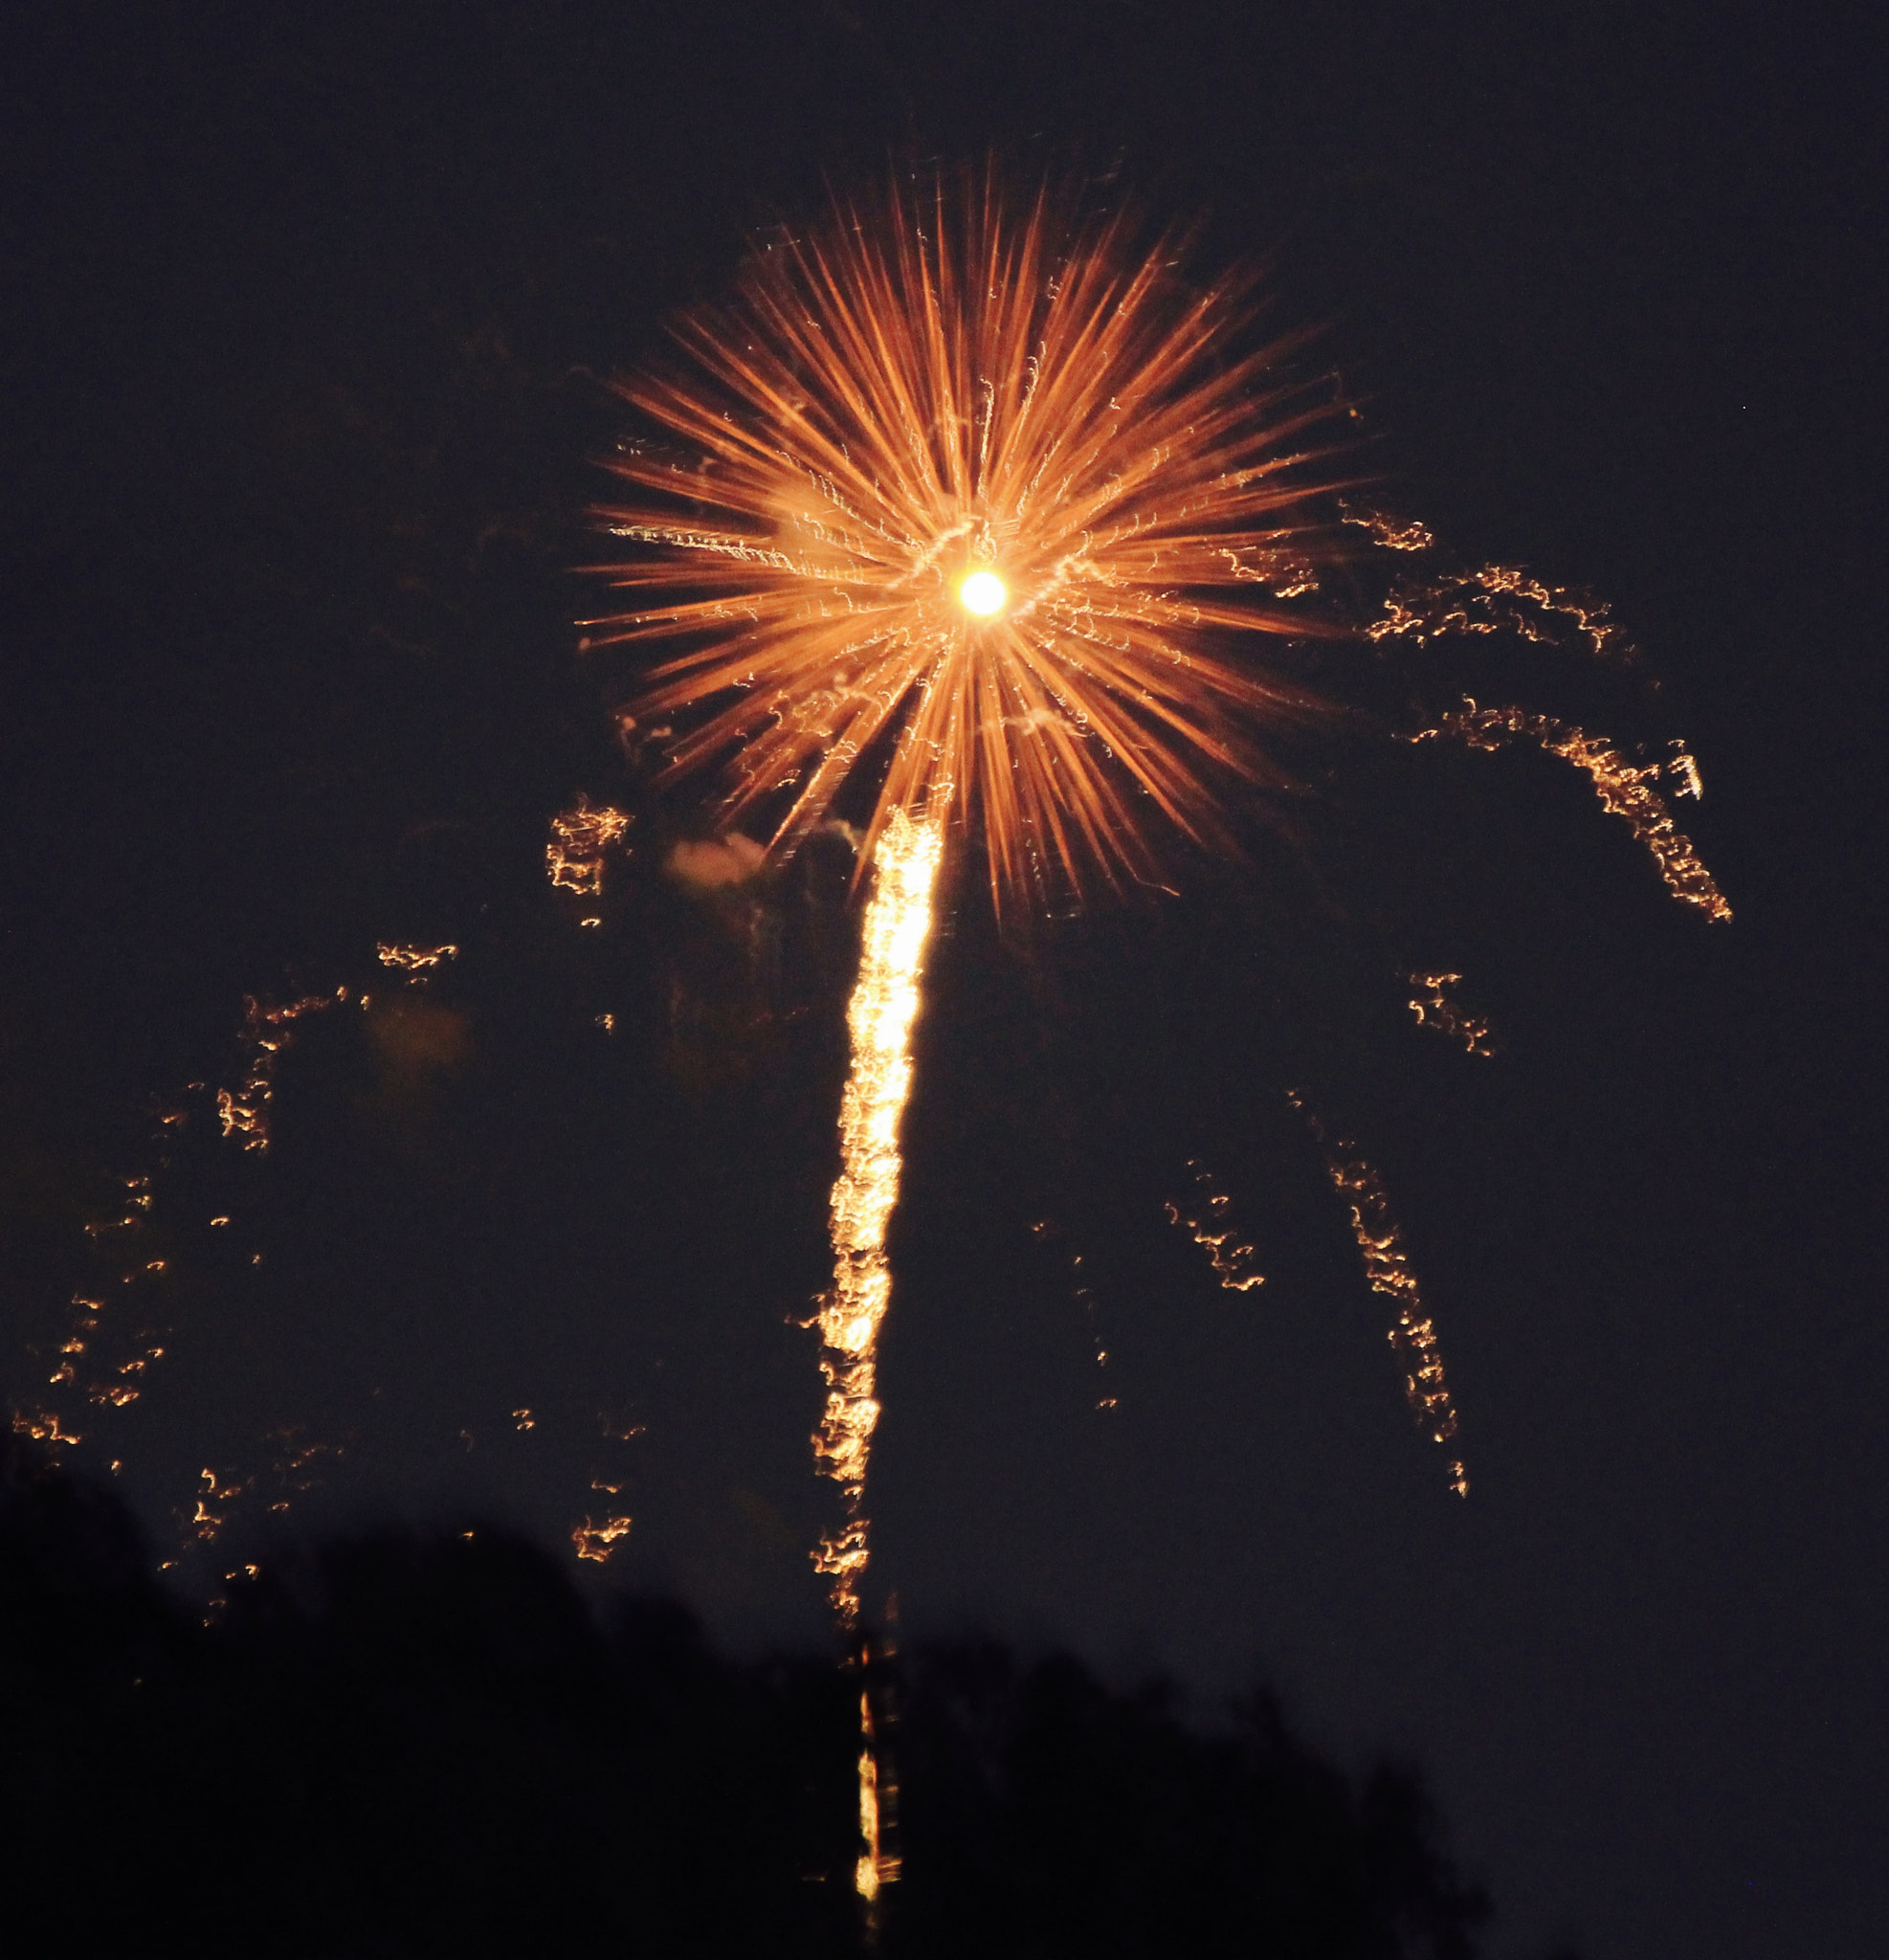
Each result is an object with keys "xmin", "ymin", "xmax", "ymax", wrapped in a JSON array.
[{"xmin": 3, "ymin": 5, "xmax": 1884, "ymax": 1955}]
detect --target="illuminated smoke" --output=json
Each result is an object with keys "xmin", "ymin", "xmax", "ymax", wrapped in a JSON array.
[{"xmin": 1413, "ymin": 702, "xmax": 1732, "ymax": 921}]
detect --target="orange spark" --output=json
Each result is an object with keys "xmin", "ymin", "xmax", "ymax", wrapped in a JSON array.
[
  {"xmin": 1407, "ymin": 971, "xmax": 1498, "ymax": 1057},
  {"xmin": 583, "ymin": 166, "xmax": 1342, "ymax": 916},
  {"xmin": 1165, "ymin": 1160, "xmax": 1267, "ymax": 1291},
  {"xmin": 571, "ymin": 1514, "xmax": 634, "ymax": 1564},
  {"xmin": 375, "ymin": 941, "xmax": 459, "ymax": 975},
  {"xmin": 854, "ymin": 1683, "xmax": 900, "ymax": 1902}
]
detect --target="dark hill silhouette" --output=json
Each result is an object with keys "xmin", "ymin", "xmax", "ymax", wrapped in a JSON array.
[{"xmin": 2, "ymin": 1434, "xmax": 1499, "ymax": 1957}]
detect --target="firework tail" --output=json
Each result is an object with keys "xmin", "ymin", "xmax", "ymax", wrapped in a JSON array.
[{"xmin": 806, "ymin": 803, "xmax": 944, "ymax": 1904}]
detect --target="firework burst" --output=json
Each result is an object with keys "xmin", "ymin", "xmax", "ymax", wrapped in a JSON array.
[
  {"xmin": 575, "ymin": 167, "xmax": 1733, "ymax": 1911},
  {"xmin": 582, "ymin": 166, "xmax": 1345, "ymax": 912}
]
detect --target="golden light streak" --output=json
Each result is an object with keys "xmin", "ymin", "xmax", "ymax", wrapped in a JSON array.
[
  {"xmin": 810, "ymin": 806, "xmax": 945, "ymax": 1629},
  {"xmin": 854, "ymin": 1683, "xmax": 901, "ymax": 1901},
  {"xmin": 583, "ymin": 165, "xmax": 1341, "ymax": 917},
  {"xmin": 1407, "ymin": 971, "xmax": 1498, "ymax": 1057},
  {"xmin": 1292, "ymin": 1095, "xmax": 1468, "ymax": 1496},
  {"xmin": 1413, "ymin": 702, "xmax": 1733, "ymax": 921}
]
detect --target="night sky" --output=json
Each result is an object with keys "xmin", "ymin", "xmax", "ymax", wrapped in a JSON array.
[{"xmin": 3, "ymin": 6, "xmax": 1883, "ymax": 1956}]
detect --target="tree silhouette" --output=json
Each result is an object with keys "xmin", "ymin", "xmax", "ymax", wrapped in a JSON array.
[{"xmin": 2, "ymin": 1436, "xmax": 1501, "ymax": 1957}]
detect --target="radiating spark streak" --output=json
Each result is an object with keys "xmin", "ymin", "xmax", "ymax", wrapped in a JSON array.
[
  {"xmin": 1412, "ymin": 702, "xmax": 1732, "ymax": 921},
  {"xmin": 810, "ymin": 807, "xmax": 944, "ymax": 1629},
  {"xmin": 1370, "ymin": 562, "xmax": 1639, "ymax": 666},
  {"xmin": 217, "ymin": 990, "xmax": 346, "ymax": 1152},
  {"xmin": 1164, "ymin": 1161, "xmax": 1266, "ymax": 1290},
  {"xmin": 545, "ymin": 794, "xmax": 632, "ymax": 896},
  {"xmin": 1291, "ymin": 1096, "xmax": 1468, "ymax": 1497},
  {"xmin": 1407, "ymin": 971, "xmax": 1498, "ymax": 1057},
  {"xmin": 583, "ymin": 166, "xmax": 1343, "ymax": 917}
]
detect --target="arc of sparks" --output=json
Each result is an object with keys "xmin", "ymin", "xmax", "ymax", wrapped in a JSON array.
[{"xmin": 1414, "ymin": 702, "xmax": 1731, "ymax": 921}]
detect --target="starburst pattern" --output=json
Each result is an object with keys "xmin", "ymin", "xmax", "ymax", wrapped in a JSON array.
[{"xmin": 583, "ymin": 167, "xmax": 1343, "ymax": 911}]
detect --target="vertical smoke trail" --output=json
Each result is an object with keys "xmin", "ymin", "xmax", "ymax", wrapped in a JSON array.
[{"xmin": 806, "ymin": 805, "xmax": 943, "ymax": 1908}]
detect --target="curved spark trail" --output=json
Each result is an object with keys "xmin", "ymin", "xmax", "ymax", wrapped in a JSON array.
[{"xmin": 1415, "ymin": 703, "xmax": 1732, "ymax": 921}]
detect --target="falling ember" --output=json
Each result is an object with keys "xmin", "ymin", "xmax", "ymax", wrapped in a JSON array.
[
  {"xmin": 1407, "ymin": 971, "xmax": 1498, "ymax": 1057},
  {"xmin": 545, "ymin": 794, "xmax": 632, "ymax": 896},
  {"xmin": 375, "ymin": 941, "xmax": 459, "ymax": 975},
  {"xmin": 1165, "ymin": 1161, "xmax": 1267, "ymax": 1291},
  {"xmin": 1413, "ymin": 703, "xmax": 1732, "ymax": 921},
  {"xmin": 1292, "ymin": 1095, "xmax": 1468, "ymax": 1496},
  {"xmin": 12, "ymin": 1412, "xmax": 82, "ymax": 1447},
  {"xmin": 811, "ymin": 806, "xmax": 945, "ymax": 1629},
  {"xmin": 571, "ymin": 1514, "xmax": 634, "ymax": 1564},
  {"xmin": 1341, "ymin": 505, "xmax": 1436, "ymax": 553},
  {"xmin": 217, "ymin": 990, "xmax": 346, "ymax": 1152},
  {"xmin": 1369, "ymin": 559, "xmax": 1640, "ymax": 667}
]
